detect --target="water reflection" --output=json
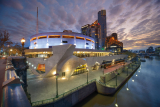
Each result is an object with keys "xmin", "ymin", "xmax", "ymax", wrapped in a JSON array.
[{"xmin": 75, "ymin": 56, "xmax": 160, "ymax": 107}]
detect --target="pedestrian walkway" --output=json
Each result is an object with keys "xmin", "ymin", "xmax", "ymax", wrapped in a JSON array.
[
  {"xmin": 0, "ymin": 59, "xmax": 6, "ymax": 106},
  {"xmin": 104, "ymin": 62, "xmax": 131, "ymax": 74},
  {"xmin": 105, "ymin": 63, "xmax": 139, "ymax": 87},
  {"xmin": 27, "ymin": 61, "xmax": 134, "ymax": 102}
]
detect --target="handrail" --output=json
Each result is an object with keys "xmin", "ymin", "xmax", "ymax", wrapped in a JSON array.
[{"xmin": 32, "ymin": 79, "xmax": 96, "ymax": 106}]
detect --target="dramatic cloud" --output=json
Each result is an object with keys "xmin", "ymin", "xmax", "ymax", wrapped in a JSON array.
[
  {"xmin": 109, "ymin": 5, "xmax": 124, "ymax": 20},
  {"xmin": 0, "ymin": 0, "xmax": 160, "ymax": 50},
  {"xmin": 0, "ymin": 0, "xmax": 23, "ymax": 10}
]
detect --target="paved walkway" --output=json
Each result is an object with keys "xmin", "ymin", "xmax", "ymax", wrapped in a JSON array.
[
  {"xmin": 27, "ymin": 67, "xmax": 104, "ymax": 102},
  {"xmin": 0, "ymin": 59, "xmax": 6, "ymax": 105},
  {"xmin": 27, "ymin": 61, "xmax": 133, "ymax": 103},
  {"xmin": 105, "ymin": 64, "xmax": 139, "ymax": 87},
  {"xmin": 104, "ymin": 62, "xmax": 131, "ymax": 74}
]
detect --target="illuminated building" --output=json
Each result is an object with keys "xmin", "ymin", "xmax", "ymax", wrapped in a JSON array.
[
  {"xmin": 25, "ymin": 44, "xmax": 127, "ymax": 78},
  {"xmin": 81, "ymin": 20, "xmax": 101, "ymax": 50},
  {"xmin": 81, "ymin": 10, "xmax": 106, "ymax": 50},
  {"xmin": 30, "ymin": 30, "xmax": 95, "ymax": 49},
  {"xmin": 105, "ymin": 33, "xmax": 123, "ymax": 53},
  {"xmin": 98, "ymin": 10, "xmax": 106, "ymax": 48}
]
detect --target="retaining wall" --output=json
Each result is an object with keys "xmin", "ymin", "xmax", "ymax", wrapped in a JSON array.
[{"xmin": 38, "ymin": 82, "xmax": 97, "ymax": 107}]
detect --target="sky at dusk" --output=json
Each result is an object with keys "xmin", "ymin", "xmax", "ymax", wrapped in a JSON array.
[{"xmin": 0, "ymin": 0, "xmax": 160, "ymax": 50}]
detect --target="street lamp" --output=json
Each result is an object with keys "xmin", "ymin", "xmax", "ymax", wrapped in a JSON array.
[
  {"xmin": 10, "ymin": 49, "xmax": 12, "ymax": 56},
  {"xmin": 54, "ymin": 73, "xmax": 59, "ymax": 98},
  {"xmin": 115, "ymin": 69, "xmax": 118, "ymax": 86},
  {"xmin": 21, "ymin": 38, "xmax": 26, "ymax": 56},
  {"xmin": 86, "ymin": 67, "xmax": 89, "ymax": 84}
]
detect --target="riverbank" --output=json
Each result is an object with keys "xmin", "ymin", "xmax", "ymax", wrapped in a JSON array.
[{"xmin": 32, "ymin": 60, "xmax": 140, "ymax": 107}]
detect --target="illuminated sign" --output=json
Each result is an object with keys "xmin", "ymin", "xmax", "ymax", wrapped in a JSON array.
[{"xmin": 110, "ymin": 46, "xmax": 117, "ymax": 48}]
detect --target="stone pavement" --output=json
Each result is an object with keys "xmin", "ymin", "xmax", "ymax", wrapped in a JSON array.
[
  {"xmin": 104, "ymin": 62, "xmax": 131, "ymax": 74},
  {"xmin": 105, "ymin": 64, "xmax": 139, "ymax": 87},
  {"xmin": 27, "ymin": 62, "xmax": 133, "ymax": 103},
  {"xmin": 0, "ymin": 59, "xmax": 6, "ymax": 105},
  {"xmin": 27, "ymin": 67, "xmax": 104, "ymax": 102}
]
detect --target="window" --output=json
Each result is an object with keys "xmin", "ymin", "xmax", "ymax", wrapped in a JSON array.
[
  {"xmin": 76, "ymin": 36, "xmax": 85, "ymax": 40},
  {"xmin": 86, "ymin": 43, "xmax": 89, "ymax": 45},
  {"xmin": 62, "ymin": 72, "xmax": 65, "ymax": 77},
  {"xmin": 62, "ymin": 41, "xmax": 68, "ymax": 43},
  {"xmin": 38, "ymin": 36, "xmax": 47, "ymax": 39},
  {"xmin": 34, "ymin": 42, "xmax": 37, "ymax": 45},
  {"xmin": 30, "ymin": 37, "xmax": 37, "ymax": 41},
  {"xmin": 62, "ymin": 35, "xmax": 74, "ymax": 39},
  {"xmin": 48, "ymin": 35, "xmax": 60, "ymax": 38},
  {"xmin": 72, "ymin": 64, "xmax": 87, "ymax": 76},
  {"xmin": 86, "ymin": 38, "xmax": 91, "ymax": 42}
]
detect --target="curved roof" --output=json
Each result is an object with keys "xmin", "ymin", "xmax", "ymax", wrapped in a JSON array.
[{"xmin": 30, "ymin": 32, "xmax": 94, "ymax": 40}]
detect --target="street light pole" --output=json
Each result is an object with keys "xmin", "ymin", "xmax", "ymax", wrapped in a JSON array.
[
  {"xmin": 21, "ymin": 38, "xmax": 26, "ymax": 56},
  {"xmin": 56, "ymin": 76, "xmax": 58, "ymax": 98},
  {"xmin": 87, "ymin": 71, "xmax": 88, "ymax": 84},
  {"xmin": 54, "ymin": 73, "xmax": 59, "ymax": 98}
]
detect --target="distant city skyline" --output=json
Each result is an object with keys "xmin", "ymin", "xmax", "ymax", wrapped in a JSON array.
[{"xmin": 0, "ymin": 0, "xmax": 160, "ymax": 50}]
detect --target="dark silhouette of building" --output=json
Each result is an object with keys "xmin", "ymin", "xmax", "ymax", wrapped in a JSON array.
[{"xmin": 146, "ymin": 46, "xmax": 154, "ymax": 53}]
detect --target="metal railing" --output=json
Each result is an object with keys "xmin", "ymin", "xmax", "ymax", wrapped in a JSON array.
[{"xmin": 32, "ymin": 79, "xmax": 96, "ymax": 106}]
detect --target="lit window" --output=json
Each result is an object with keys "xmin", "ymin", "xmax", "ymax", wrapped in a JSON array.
[
  {"xmin": 76, "ymin": 36, "xmax": 85, "ymax": 40},
  {"xmin": 86, "ymin": 38, "xmax": 91, "ymax": 42},
  {"xmin": 48, "ymin": 35, "xmax": 60, "ymax": 38},
  {"xmin": 38, "ymin": 36, "xmax": 47, "ymax": 39},
  {"xmin": 62, "ymin": 35, "xmax": 74, "ymax": 39}
]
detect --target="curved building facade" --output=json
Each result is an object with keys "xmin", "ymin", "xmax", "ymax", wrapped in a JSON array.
[{"xmin": 30, "ymin": 31, "xmax": 95, "ymax": 49}]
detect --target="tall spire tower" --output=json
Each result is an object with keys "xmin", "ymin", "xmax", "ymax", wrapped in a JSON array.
[{"xmin": 36, "ymin": 7, "xmax": 39, "ymax": 34}]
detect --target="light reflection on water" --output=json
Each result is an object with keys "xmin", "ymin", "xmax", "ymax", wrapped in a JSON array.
[{"xmin": 75, "ymin": 56, "xmax": 160, "ymax": 107}]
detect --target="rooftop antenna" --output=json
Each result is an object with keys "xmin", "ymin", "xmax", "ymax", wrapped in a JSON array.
[{"xmin": 36, "ymin": 7, "xmax": 38, "ymax": 34}]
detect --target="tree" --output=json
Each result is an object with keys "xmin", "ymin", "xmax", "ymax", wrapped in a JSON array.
[{"xmin": 0, "ymin": 30, "xmax": 12, "ymax": 53}]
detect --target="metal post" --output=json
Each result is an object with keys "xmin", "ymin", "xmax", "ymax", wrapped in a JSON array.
[
  {"xmin": 22, "ymin": 43, "xmax": 25, "ymax": 56},
  {"xmin": 116, "ymin": 74, "xmax": 117, "ymax": 86},
  {"xmin": 127, "ymin": 66, "xmax": 128, "ymax": 76},
  {"xmin": 56, "ymin": 76, "xmax": 58, "ymax": 98},
  {"xmin": 87, "ymin": 72, "xmax": 88, "ymax": 84}
]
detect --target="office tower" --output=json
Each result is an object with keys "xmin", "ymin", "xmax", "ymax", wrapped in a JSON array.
[{"xmin": 98, "ymin": 10, "xmax": 106, "ymax": 49}]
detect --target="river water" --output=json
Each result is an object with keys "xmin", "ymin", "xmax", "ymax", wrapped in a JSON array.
[{"xmin": 75, "ymin": 56, "xmax": 160, "ymax": 107}]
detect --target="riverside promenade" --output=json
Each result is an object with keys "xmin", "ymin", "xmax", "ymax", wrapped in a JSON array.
[
  {"xmin": 0, "ymin": 59, "xmax": 6, "ymax": 106},
  {"xmin": 97, "ymin": 61, "xmax": 140, "ymax": 95},
  {"xmin": 31, "ymin": 60, "xmax": 140, "ymax": 107}
]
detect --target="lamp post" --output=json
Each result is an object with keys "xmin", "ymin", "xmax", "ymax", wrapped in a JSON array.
[
  {"xmin": 10, "ymin": 49, "xmax": 12, "ymax": 56},
  {"xmin": 21, "ymin": 38, "xmax": 26, "ymax": 56},
  {"xmin": 54, "ymin": 73, "xmax": 59, "ymax": 98},
  {"xmin": 115, "ymin": 69, "xmax": 118, "ymax": 86},
  {"xmin": 86, "ymin": 67, "xmax": 89, "ymax": 84}
]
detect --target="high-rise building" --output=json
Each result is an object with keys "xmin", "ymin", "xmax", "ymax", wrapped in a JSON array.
[
  {"xmin": 98, "ymin": 10, "xmax": 106, "ymax": 48},
  {"xmin": 81, "ymin": 10, "xmax": 106, "ymax": 50},
  {"xmin": 81, "ymin": 20, "xmax": 101, "ymax": 50}
]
